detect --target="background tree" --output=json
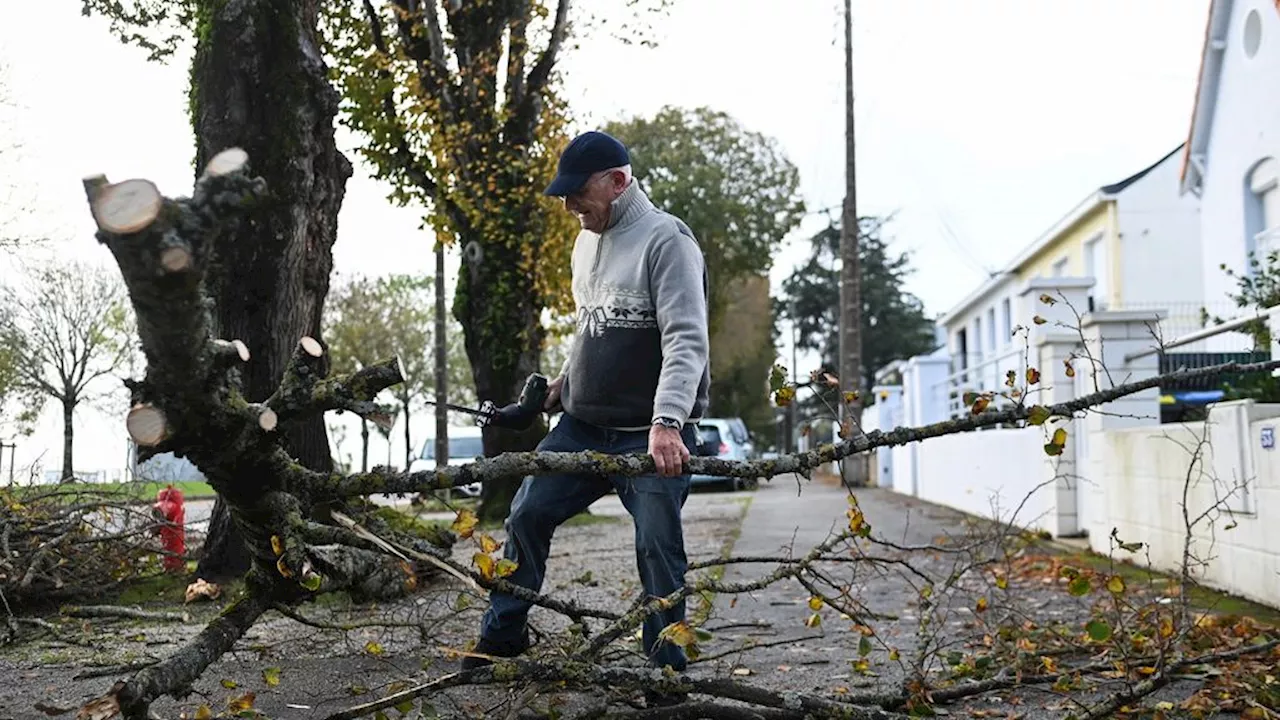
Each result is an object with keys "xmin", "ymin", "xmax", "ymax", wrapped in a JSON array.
[
  {"xmin": 777, "ymin": 217, "xmax": 938, "ymax": 408},
  {"xmin": 325, "ymin": 272, "xmax": 475, "ymax": 470},
  {"xmin": 322, "ymin": 0, "xmax": 598, "ymax": 523},
  {"xmin": 0, "ymin": 261, "xmax": 134, "ymax": 481},
  {"xmin": 602, "ymin": 105, "xmax": 805, "ymax": 332},
  {"xmin": 709, "ymin": 274, "xmax": 777, "ymax": 438},
  {"xmin": 0, "ymin": 305, "xmax": 40, "ymax": 440},
  {"xmin": 602, "ymin": 105, "xmax": 804, "ymax": 438},
  {"xmin": 83, "ymin": 0, "xmax": 354, "ymax": 581}
]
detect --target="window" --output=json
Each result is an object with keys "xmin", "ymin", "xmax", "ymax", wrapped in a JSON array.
[
  {"xmin": 1084, "ymin": 233, "xmax": 1108, "ymax": 310},
  {"xmin": 1244, "ymin": 8, "xmax": 1262, "ymax": 59},
  {"xmin": 1052, "ymin": 257, "xmax": 1069, "ymax": 277},
  {"xmin": 974, "ymin": 316, "xmax": 984, "ymax": 357},
  {"xmin": 986, "ymin": 307, "xmax": 996, "ymax": 351},
  {"xmin": 1001, "ymin": 298, "xmax": 1012, "ymax": 343},
  {"xmin": 1250, "ymin": 157, "xmax": 1279, "ymax": 260},
  {"xmin": 420, "ymin": 436, "xmax": 486, "ymax": 460}
]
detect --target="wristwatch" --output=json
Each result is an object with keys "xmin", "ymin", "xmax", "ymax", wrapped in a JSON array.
[{"xmin": 652, "ymin": 416, "xmax": 682, "ymax": 430}]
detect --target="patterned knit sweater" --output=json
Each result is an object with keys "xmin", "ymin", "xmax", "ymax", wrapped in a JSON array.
[{"xmin": 559, "ymin": 180, "xmax": 711, "ymax": 430}]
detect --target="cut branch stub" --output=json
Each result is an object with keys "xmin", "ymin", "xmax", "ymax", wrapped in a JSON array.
[
  {"xmin": 212, "ymin": 339, "xmax": 251, "ymax": 363},
  {"xmin": 299, "ymin": 336, "xmax": 323, "ymax": 358},
  {"xmin": 203, "ymin": 147, "xmax": 249, "ymax": 178},
  {"xmin": 90, "ymin": 179, "xmax": 163, "ymax": 235},
  {"xmin": 159, "ymin": 247, "xmax": 191, "ymax": 273},
  {"xmin": 257, "ymin": 407, "xmax": 278, "ymax": 432},
  {"xmin": 126, "ymin": 404, "xmax": 168, "ymax": 447}
]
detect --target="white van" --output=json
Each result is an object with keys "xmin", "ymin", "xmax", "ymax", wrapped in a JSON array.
[{"xmin": 408, "ymin": 426, "xmax": 487, "ymax": 497}]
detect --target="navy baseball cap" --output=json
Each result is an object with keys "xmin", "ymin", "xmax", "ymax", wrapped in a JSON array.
[{"xmin": 543, "ymin": 131, "xmax": 630, "ymax": 196}]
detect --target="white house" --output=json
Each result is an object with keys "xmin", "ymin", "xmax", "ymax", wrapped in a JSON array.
[
  {"xmin": 933, "ymin": 144, "xmax": 1205, "ymax": 420},
  {"xmin": 1180, "ymin": 0, "xmax": 1280, "ymax": 345}
]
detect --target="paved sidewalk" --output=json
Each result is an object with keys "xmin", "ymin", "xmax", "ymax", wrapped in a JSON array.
[{"xmin": 697, "ymin": 476, "xmax": 986, "ymax": 696}]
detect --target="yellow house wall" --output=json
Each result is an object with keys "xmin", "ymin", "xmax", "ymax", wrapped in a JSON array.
[{"xmin": 1014, "ymin": 200, "xmax": 1121, "ymax": 306}]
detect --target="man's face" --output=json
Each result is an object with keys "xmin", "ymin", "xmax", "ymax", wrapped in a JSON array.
[{"xmin": 563, "ymin": 170, "xmax": 627, "ymax": 233}]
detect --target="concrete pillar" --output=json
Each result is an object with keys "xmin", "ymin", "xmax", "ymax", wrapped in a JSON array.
[
  {"xmin": 872, "ymin": 385, "xmax": 903, "ymax": 489},
  {"xmin": 1017, "ymin": 276, "xmax": 1095, "ymax": 348},
  {"xmin": 1078, "ymin": 310, "xmax": 1167, "ymax": 544},
  {"xmin": 1032, "ymin": 332, "xmax": 1086, "ymax": 537}
]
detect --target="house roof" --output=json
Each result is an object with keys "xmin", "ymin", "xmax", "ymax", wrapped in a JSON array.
[
  {"xmin": 938, "ymin": 143, "xmax": 1184, "ymax": 327},
  {"xmin": 1179, "ymin": 0, "xmax": 1236, "ymax": 195}
]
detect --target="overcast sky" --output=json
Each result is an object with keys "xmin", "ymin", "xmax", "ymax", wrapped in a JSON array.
[{"xmin": 0, "ymin": 0, "xmax": 1212, "ymax": 473}]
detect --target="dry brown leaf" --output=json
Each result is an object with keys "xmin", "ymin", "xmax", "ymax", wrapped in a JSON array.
[{"xmin": 185, "ymin": 578, "xmax": 221, "ymax": 604}]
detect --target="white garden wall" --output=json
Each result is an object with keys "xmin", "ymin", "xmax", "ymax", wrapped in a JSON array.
[
  {"xmin": 914, "ymin": 427, "xmax": 1057, "ymax": 532},
  {"xmin": 1087, "ymin": 401, "xmax": 1280, "ymax": 607}
]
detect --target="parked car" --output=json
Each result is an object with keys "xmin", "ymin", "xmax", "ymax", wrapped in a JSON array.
[
  {"xmin": 408, "ymin": 426, "xmax": 487, "ymax": 497},
  {"xmin": 690, "ymin": 417, "xmax": 758, "ymax": 491}
]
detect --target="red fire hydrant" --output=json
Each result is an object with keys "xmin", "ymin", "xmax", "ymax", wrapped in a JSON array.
[{"xmin": 151, "ymin": 485, "xmax": 186, "ymax": 573}]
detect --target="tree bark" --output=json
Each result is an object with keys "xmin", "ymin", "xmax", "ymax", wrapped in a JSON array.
[
  {"xmin": 191, "ymin": 0, "xmax": 352, "ymax": 582},
  {"xmin": 360, "ymin": 418, "xmax": 369, "ymax": 473},
  {"xmin": 402, "ymin": 397, "xmax": 411, "ymax": 469},
  {"xmin": 60, "ymin": 398, "xmax": 74, "ymax": 482},
  {"xmin": 434, "ymin": 241, "xmax": 448, "ymax": 471},
  {"xmin": 457, "ymin": 231, "xmax": 547, "ymax": 522}
]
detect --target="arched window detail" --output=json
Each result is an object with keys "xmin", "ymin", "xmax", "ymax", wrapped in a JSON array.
[{"xmin": 1248, "ymin": 157, "xmax": 1279, "ymax": 263}]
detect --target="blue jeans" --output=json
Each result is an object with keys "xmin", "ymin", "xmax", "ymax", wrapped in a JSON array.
[{"xmin": 479, "ymin": 413, "xmax": 697, "ymax": 670}]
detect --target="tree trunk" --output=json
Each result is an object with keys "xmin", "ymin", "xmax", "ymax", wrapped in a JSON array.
[
  {"xmin": 191, "ymin": 0, "xmax": 352, "ymax": 582},
  {"xmin": 60, "ymin": 399, "xmax": 74, "ymax": 482},
  {"xmin": 434, "ymin": 241, "xmax": 448, "ymax": 471},
  {"xmin": 457, "ymin": 232, "xmax": 547, "ymax": 523},
  {"xmin": 360, "ymin": 418, "xmax": 369, "ymax": 473},
  {"xmin": 402, "ymin": 397, "xmax": 411, "ymax": 470}
]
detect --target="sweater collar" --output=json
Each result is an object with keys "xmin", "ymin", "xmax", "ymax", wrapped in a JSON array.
[{"xmin": 605, "ymin": 180, "xmax": 653, "ymax": 232}]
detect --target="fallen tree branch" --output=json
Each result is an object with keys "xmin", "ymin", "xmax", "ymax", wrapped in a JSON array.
[
  {"xmin": 318, "ymin": 358, "xmax": 1280, "ymax": 498},
  {"xmin": 62, "ymin": 605, "xmax": 189, "ymax": 623}
]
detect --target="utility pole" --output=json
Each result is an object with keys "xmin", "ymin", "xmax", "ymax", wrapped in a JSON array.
[
  {"xmin": 434, "ymin": 241, "xmax": 449, "ymax": 473},
  {"xmin": 838, "ymin": 0, "xmax": 867, "ymax": 487}
]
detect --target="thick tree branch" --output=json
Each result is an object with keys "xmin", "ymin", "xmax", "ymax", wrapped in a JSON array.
[
  {"xmin": 323, "ymin": 359, "xmax": 1280, "ymax": 498},
  {"xmin": 113, "ymin": 592, "xmax": 272, "ymax": 719}
]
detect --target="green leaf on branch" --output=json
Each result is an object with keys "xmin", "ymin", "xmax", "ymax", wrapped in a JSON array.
[
  {"xmin": 769, "ymin": 364, "xmax": 788, "ymax": 392},
  {"xmin": 858, "ymin": 635, "xmax": 872, "ymax": 657},
  {"xmin": 1068, "ymin": 576, "xmax": 1091, "ymax": 597},
  {"xmin": 1044, "ymin": 427, "xmax": 1068, "ymax": 456},
  {"xmin": 1028, "ymin": 405, "xmax": 1051, "ymax": 426}
]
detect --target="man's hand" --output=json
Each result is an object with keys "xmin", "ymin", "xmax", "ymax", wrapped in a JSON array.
[
  {"xmin": 544, "ymin": 374, "xmax": 565, "ymax": 412},
  {"xmin": 649, "ymin": 423, "xmax": 689, "ymax": 477}
]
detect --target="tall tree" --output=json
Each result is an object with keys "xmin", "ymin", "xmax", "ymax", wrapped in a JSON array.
[
  {"xmin": 776, "ymin": 219, "xmax": 937, "ymax": 411},
  {"xmin": 601, "ymin": 106, "xmax": 803, "ymax": 436},
  {"xmin": 321, "ymin": 1, "xmax": 596, "ymax": 522},
  {"xmin": 325, "ymin": 272, "xmax": 475, "ymax": 470},
  {"xmin": 0, "ymin": 261, "xmax": 134, "ymax": 481},
  {"xmin": 83, "ymin": 0, "xmax": 354, "ymax": 580},
  {"xmin": 710, "ymin": 274, "xmax": 777, "ymax": 439}
]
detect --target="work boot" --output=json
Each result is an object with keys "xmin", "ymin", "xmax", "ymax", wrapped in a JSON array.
[{"xmin": 460, "ymin": 630, "xmax": 530, "ymax": 670}]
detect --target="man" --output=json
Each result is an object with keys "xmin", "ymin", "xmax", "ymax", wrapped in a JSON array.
[{"xmin": 463, "ymin": 130, "xmax": 711, "ymax": 703}]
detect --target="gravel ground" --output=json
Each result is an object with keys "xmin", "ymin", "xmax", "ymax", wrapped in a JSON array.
[{"xmin": 0, "ymin": 487, "xmax": 751, "ymax": 720}]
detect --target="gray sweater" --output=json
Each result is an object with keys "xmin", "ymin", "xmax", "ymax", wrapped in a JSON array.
[{"xmin": 559, "ymin": 181, "xmax": 711, "ymax": 430}]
